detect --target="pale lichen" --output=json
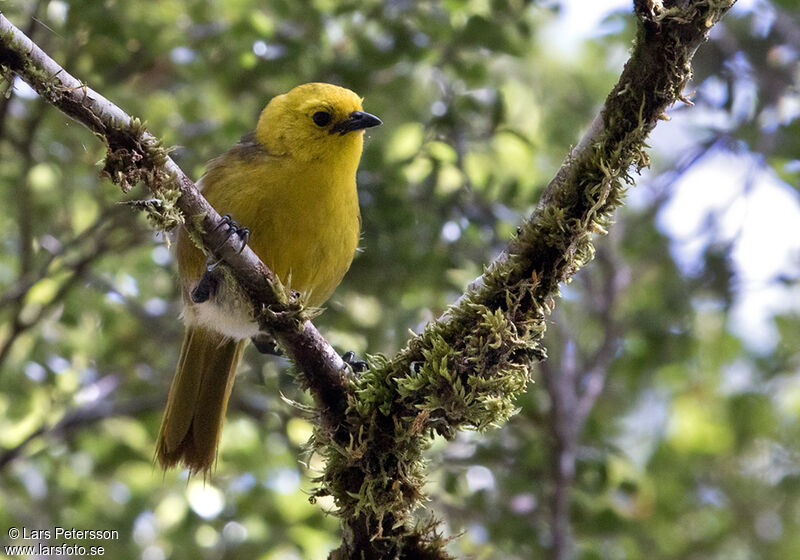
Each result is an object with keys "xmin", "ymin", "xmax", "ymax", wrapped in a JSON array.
[{"xmin": 102, "ymin": 118, "xmax": 183, "ymax": 232}]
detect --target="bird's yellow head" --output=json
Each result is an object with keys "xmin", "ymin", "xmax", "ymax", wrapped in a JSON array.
[{"xmin": 255, "ymin": 83, "xmax": 381, "ymax": 163}]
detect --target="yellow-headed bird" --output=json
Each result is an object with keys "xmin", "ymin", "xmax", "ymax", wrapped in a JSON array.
[{"xmin": 157, "ymin": 83, "xmax": 381, "ymax": 475}]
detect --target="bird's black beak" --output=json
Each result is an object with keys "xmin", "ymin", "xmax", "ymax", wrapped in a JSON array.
[{"xmin": 331, "ymin": 111, "xmax": 382, "ymax": 135}]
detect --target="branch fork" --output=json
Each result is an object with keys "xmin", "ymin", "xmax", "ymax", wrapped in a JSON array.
[{"xmin": 0, "ymin": 1, "xmax": 736, "ymax": 557}]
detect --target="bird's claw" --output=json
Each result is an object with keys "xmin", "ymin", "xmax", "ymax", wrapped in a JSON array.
[
  {"xmin": 342, "ymin": 351, "xmax": 368, "ymax": 373},
  {"xmin": 211, "ymin": 214, "xmax": 250, "ymax": 256}
]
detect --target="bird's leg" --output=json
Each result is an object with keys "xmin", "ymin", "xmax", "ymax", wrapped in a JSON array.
[
  {"xmin": 193, "ymin": 215, "xmax": 252, "ymax": 303},
  {"xmin": 191, "ymin": 263, "xmax": 222, "ymax": 303},
  {"xmin": 341, "ymin": 351, "xmax": 368, "ymax": 373}
]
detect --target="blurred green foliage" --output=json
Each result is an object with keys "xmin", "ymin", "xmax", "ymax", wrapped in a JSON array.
[{"xmin": 0, "ymin": 1, "xmax": 798, "ymax": 559}]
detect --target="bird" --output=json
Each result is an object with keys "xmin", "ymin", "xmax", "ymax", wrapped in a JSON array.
[{"xmin": 156, "ymin": 83, "xmax": 381, "ymax": 475}]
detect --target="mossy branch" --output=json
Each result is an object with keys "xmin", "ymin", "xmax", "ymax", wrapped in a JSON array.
[
  {"xmin": 318, "ymin": 1, "xmax": 735, "ymax": 558},
  {"xmin": 0, "ymin": 1, "xmax": 735, "ymax": 558},
  {"xmin": 0, "ymin": 12, "xmax": 351, "ymax": 429}
]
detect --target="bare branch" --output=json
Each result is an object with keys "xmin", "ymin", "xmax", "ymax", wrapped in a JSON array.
[
  {"xmin": 0, "ymin": 227, "xmax": 142, "ymax": 369},
  {"xmin": 0, "ymin": 0, "xmax": 46, "ymax": 137},
  {"xmin": 542, "ymin": 244, "xmax": 628, "ymax": 560},
  {"xmin": 0, "ymin": 391, "xmax": 161, "ymax": 469},
  {"xmin": 0, "ymin": 205, "xmax": 132, "ymax": 312}
]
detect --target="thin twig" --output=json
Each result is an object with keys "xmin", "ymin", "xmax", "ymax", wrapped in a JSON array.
[
  {"xmin": 0, "ymin": 206, "xmax": 129, "ymax": 311},
  {"xmin": 0, "ymin": 394, "xmax": 161, "ymax": 469}
]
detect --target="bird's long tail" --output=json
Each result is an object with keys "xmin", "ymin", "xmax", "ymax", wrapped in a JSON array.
[{"xmin": 156, "ymin": 326, "xmax": 245, "ymax": 475}]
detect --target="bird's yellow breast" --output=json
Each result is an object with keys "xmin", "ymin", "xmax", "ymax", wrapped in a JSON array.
[
  {"xmin": 178, "ymin": 147, "xmax": 361, "ymax": 308},
  {"xmin": 178, "ymin": 82, "xmax": 376, "ymax": 329}
]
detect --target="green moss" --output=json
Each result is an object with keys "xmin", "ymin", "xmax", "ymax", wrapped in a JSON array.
[
  {"xmin": 184, "ymin": 212, "xmax": 208, "ymax": 252},
  {"xmin": 313, "ymin": 4, "xmax": 736, "ymax": 555},
  {"xmin": 316, "ymin": 267, "xmax": 548, "ymax": 548},
  {"xmin": 0, "ymin": 29, "xmax": 82, "ymax": 107},
  {"xmin": 119, "ymin": 188, "xmax": 182, "ymax": 232}
]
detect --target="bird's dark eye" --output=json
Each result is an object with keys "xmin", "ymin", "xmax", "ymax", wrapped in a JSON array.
[{"xmin": 312, "ymin": 111, "xmax": 332, "ymax": 127}]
